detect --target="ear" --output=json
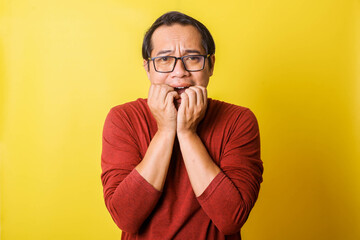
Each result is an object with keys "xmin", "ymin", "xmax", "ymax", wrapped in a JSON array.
[
  {"xmin": 209, "ymin": 54, "xmax": 215, "ymax": 76},
  {"xmin": 143, "ymin": 59, "xmax": 151, "ymax": 79}
]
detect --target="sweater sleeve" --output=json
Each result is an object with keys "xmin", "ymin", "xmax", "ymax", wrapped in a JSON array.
[
  {"xmin": 101, "ymin": 107, "xmax": 162, "ymax": 233},
  {"xmin": 197, "ymin": 108, "xmax": 263, "ymax": 235}
]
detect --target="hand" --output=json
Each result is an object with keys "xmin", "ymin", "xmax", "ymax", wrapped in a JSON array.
[
  {"xmin": 147, "ymin": 84, "xmax": 179, "ymax": 133},
  {"xmin": 177, "ymin": 86, "xmax": 208, "ymax": 134}
]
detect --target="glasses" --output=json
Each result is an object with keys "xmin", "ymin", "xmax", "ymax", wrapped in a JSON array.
[{"xmin": 148, "ymin": 54, "xmax": 211, "ymax": 73}]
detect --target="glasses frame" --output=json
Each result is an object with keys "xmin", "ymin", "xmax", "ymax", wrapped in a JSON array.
[{"xmin": 148, "ymin": 54, "xmax": 211, "ymax": 73}]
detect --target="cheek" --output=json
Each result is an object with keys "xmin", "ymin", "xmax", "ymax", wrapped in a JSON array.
[
  {"xmin": 149, "ymin": 72, "xmax": 168, "ymax": 84},
  {"xmin": 194, "ymin": 73, "xmax": 210, "ymax": 87}
]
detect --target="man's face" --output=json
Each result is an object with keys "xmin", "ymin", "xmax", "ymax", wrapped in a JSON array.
[{"xmin": 144, "ymin": 24, "xmax": 215, "ymax": 95}]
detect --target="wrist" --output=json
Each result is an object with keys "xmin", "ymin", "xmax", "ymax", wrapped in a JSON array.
[
  {"xmin": 177, "ymin": 128, "xmax": 198, "ymax": 140},
  {"xmin": 157, "ymin": 126, "xmax": 177, "ymax": 137}
]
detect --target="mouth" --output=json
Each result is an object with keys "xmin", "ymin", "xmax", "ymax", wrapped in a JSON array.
[
  {"xmin": 173, "ymin": 87, "xmax": 190, "ymax": 109},
  {"xmin": 174, "ymin": 86, "xmax": 189, "ymax": 96}
]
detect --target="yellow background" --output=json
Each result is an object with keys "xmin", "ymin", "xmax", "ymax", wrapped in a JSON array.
[{"xmin": 1, "ymin": 0, "xmax": 359, "ymax": 239}]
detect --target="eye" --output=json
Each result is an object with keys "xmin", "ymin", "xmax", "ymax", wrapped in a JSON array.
[
  {"xmin": 160, "ymin": 56, "xmax": 170, "ymax": 62},
  {"xmin": 187, "ymin": 56, "xmax": 201, "ymax": 62}
]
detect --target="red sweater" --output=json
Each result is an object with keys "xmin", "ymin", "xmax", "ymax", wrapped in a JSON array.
[{"xmin": 101, "ymin": 98, "xmax": 263, "ymax": 240}]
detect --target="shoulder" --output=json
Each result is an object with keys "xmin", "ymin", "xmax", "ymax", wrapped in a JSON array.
[
  {"xmin": 207, "ymin": 99, "xmax": 258, "ymax": 123},
  {"xmin": 203, "ymin": 99, "xmax": 259, "ymax": 141},
  {"xmin": 105, "ymin": 98, "xmax": 152, "ymax": 129},
  {"xmin": 110, "ymin": 98, "xmax": 148, "ymax": 115},
  {"xmin": 107, "ymin": 98, "xmax": 148, "ymax": 120}
]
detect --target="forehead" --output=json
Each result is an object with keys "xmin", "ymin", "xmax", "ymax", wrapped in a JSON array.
[{"xmin": 150, "ymin": 24, "xmax": 204, "ymax": 55}]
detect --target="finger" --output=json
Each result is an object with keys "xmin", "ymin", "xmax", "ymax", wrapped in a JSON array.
[
  {"xmin": 190, "ymin": 86, "xmax": 203, "ymax": 106},
  {"xmin": 165, "ymin": 91, "xmax": 178, "ymax": 107},
  {"xmin": 148, "ymin": 84, "xmax": 157, "ymax": 106},
  {"xmin": 185, "ymin": 88, "xmax": 196, "ymax": 109},
  {"xmin": 201, "ymin": 86, "xmax": 207, "ymax": 106},
  {"xmin": 158, "ymin": 85, "xmax": 174, "ymax": 102},
  {"xmin": 152, "ymin": 84, "xmax": 162, "ymax": 101},
  {"xmin": 194, "ymin": 86, "xmax": 207, "ymax": 106},
  {"xmin": 172, "ymin": 90, "xmax": 180, "ymax": 100},
  {"xmin": 178, "ymin": 92, "xmax": 188, "ymax": 113}
]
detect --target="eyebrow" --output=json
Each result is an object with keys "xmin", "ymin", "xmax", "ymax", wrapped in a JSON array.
[
  {"xmin": 184, "ymin": 49, "xmax": 201, "ymax": 54},
  {"xmin": 156, "ymin": 50, "xmax": 172, "ymax": 56},
  {"xmin": 155, "ymin": 49, "xmax": 202, "ymax": 56}
]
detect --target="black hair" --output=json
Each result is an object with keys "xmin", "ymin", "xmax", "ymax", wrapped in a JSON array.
[{"xmin": 142, "ymin": 11, "xmax": 215, "ymax": 69}]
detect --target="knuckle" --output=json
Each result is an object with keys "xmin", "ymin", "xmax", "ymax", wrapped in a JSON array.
[
  {"xmin": 160, "ymin": 87, "xmax": 168, "ymax": 94},
  {"xmin": 185, "ymin": 89, "xmax": 195, "ymax": 95}
]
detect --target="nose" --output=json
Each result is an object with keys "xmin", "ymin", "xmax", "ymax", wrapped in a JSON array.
[{"xmin": 171, "ymin": 58, "xmax": 189, "ymax": 77}]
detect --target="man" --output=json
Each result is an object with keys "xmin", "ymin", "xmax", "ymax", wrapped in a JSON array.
[{"xmin": 101, "ymin": 11, "xmax": 263, "ymax": 239}]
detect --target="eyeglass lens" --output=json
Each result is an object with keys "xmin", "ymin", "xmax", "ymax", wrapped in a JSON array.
[{"xmin": 154, "ymin": 56, "xmax": 205, "ymax": 72}]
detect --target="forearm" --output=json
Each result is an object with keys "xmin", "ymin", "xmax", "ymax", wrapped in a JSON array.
[
  {"xmin": 135, "ymin": 129, "xmax": 176, "ymax": 191},
  {"xmin": 104, "ymin": 169, "xmax": 162, "ymax": 233},
  {"xmin": 103, "ymin": 123, "xmax": 176, "ymax": 233},
  {"xmin": 177, "ymin": 131, "xmax": 221, "ymax": 196},
  {"xmin": 177, "ymin": 131, "xmax": 260, "ymax": 235},
  {"xmin": 176, "ymin": 98, "xmax": 263, "ymax": 234},
  {"xmin": 196, "ymin": 171, "xmax": 255, "ymax": 235}
]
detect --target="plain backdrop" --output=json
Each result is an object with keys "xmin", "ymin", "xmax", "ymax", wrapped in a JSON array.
[{"xmin": 1, "ymin": 0, "xmax": 359, "ymax": 239}]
